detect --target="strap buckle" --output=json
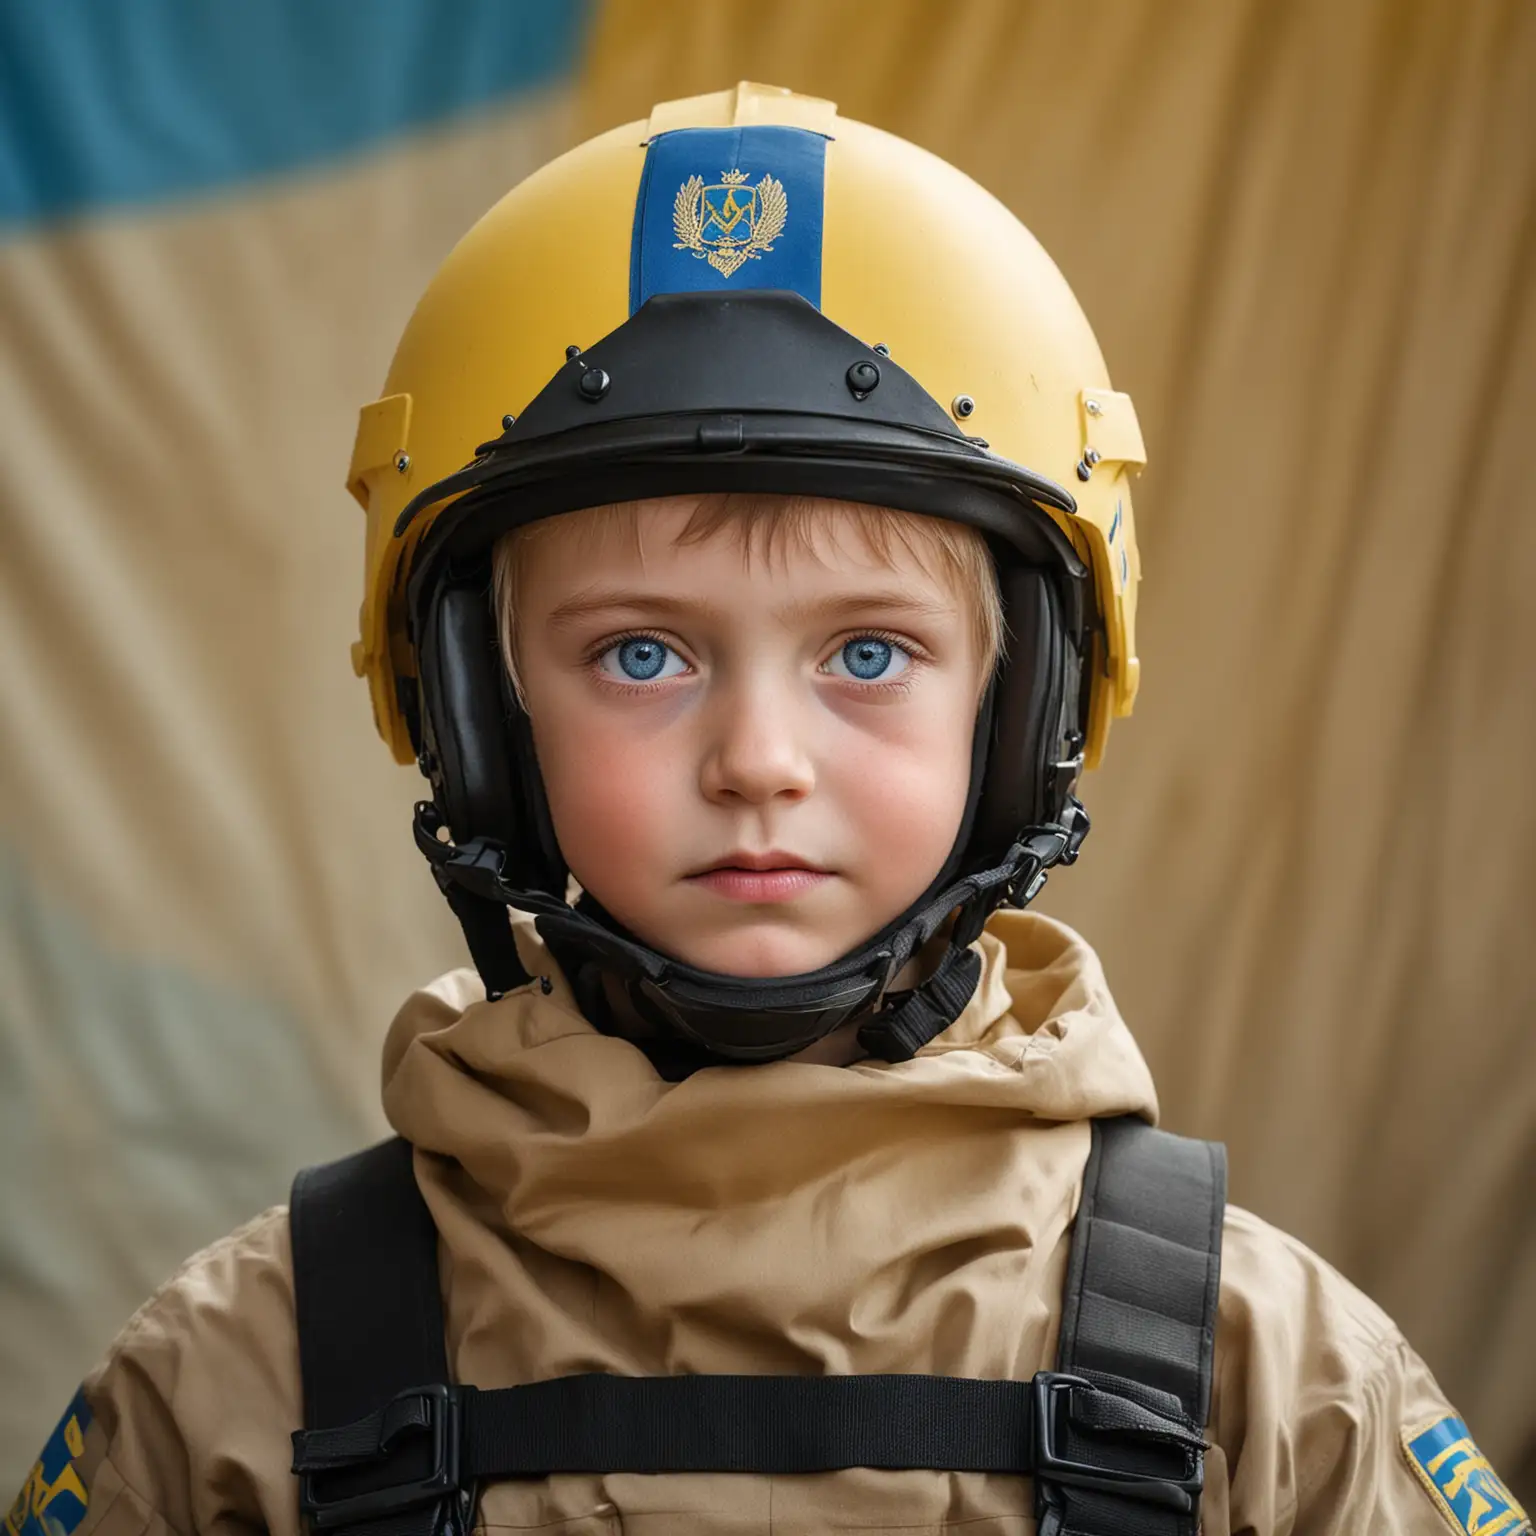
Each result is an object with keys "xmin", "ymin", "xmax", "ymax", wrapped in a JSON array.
[
  {"xmin": 295, "ymin": 1383, "xmax": 463, "ymax": 1531},
  {"xmin": 413, "ymin": 803, "xmax": 512, "ymax": 906},
  {"xmin": 1059, "ymin": 795, "xmax": 1091, "ymax": 865},
  {"xmin": 1032, "ymin": 1373, "xmax": 1203, "ymax": 1515},
  {"xmin": 413, "ymin": 802, "xmax": 565, "ymax": 918}
]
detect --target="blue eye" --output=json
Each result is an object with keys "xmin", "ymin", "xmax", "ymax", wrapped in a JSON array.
[
  {"xmin": 599, "ymin": 636, "xmax": 687, "ymax": 682},
  {"xmin": 824, "ymin": 636, "xmax": 911, "ymax": 682}
]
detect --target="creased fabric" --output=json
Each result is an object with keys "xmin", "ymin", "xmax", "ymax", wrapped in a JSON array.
[{"xmin": 67, "ymin": 914, "xmax": 1470, "ymax": 1535}]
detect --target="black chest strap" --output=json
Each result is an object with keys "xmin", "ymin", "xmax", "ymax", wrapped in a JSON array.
[{"xmin": 290, "ymin": 1118, "xmax": 1224, "ymax": 1536}]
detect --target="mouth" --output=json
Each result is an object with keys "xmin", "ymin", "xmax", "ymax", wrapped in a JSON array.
[{"xmin": 685, "ymin": 850, "xmax": 833, "ymax": 903}]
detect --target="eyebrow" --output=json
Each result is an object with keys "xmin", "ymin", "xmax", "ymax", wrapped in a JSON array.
[
  {"xmin": 544, "ymin": 585, "xmax": 958, "ymax": 630},
  {"xmin": 545, "ymin": 587, "xmax": 726, "ymax": 630},
  {"xmin": 779, "ymin": 590, "xmax": 958, "ymax": 627}
]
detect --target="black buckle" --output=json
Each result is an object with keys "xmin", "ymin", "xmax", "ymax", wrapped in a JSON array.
[
  {"xmin": 413, "ymin": 804, "xmax": 510, "ymax": 905},
  {"xmin": 1032, "ymin": 1373, "xmax": 1203, "ymax": 1515},
  {"xmin": 1059, "ymin": 796, "xmax": 1091, "ymax": 865},
  {"xmin": 413, "ymin": 803, "xmax": 565, "ymax": 918},
  {"xmin": 297, "ymin": 1384, "xmax": 463, "ymax": 1531}
]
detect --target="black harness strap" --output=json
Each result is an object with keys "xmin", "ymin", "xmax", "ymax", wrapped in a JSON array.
[
  {"xmin": 290, "ymin": 1139, "xmax": 462, "ymax": 1536},
  {"xmin": 1043, "ymin": 1117, "xmax": 1227, "ymax": 1536},
  {"xmin": 290, "ymin": 1119, "xmax": 1224, "ymax": 1536},
  {"xmin": 293, "ymin": 1370, "xmax": 1203, "ymax": 1484}
]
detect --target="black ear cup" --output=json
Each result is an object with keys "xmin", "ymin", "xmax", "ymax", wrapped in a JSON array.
[
  {"xmin": 962, "ymin": 567, "xmax": 1079, "ymax": 870},
  {"xmin": 416, "ymin": 572, "xmax": 566, "ymax": 897},
  {"xmin": 502, "ymin": 682, "xmax": 568, "ymax": 896}
]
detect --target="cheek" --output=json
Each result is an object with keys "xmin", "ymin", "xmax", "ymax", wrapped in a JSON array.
[
  {"xmin": 531, "ymin": 708, "xmax": 681, "ymax": 895},
  {"xmin": 824, "ymin": 690, "xmax": 976, "ymax": 883}
]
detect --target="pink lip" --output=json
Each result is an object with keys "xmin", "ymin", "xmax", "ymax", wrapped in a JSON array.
[{"xmin": 686, "ymin": 851, "xmax": 832, "ymax": 903}]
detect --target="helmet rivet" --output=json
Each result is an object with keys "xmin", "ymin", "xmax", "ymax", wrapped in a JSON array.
[
  {"xmin": 1084, "ymin": 446, "xmax": 1101, "ymax": 466},
  {"xmin": 873, "ymin": 342, "xmax": 891, "ymax": 356},
  {"xmin": 951, "ymin": 394, "xmax": 976, "ymax": 419},
  {"xmin": 1076, "ymin": 460, "xmax": 1093, "ymax": 481},
  {"xmin": 393, "ymin": 452, "xmax": 410, "ymax": 474},
  {"xmin": 578, "ymin": 366, "xmax": 611, "ymax": 402},
  {"xmin": 565, "ymin": 344, "xmax": 582, "ymax": 360},
  {"xmin": 846, "ymin": 360, "xmax": 881, "ymax": 398},
  {"xmin": 501, "ymin": 414, "xmax": 516, "ymax": 431},
  {"xmin": 1085, "ymin": 398, "xmax": 1103, "ymax": 416}
]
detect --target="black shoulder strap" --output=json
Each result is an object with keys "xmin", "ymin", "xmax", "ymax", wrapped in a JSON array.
[
  {"xmin": 290, "ymin": 1137, "xmax": 464, "ymax": 1536},
  {"xmin": 1043, "ymin": 1115, "xmax": 1228, "ymax": 1536}
]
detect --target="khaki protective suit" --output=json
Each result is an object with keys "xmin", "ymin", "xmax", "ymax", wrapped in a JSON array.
[{"xmin": 55, "ymin": 913, "xmax": 1502, "ymax": 1535}]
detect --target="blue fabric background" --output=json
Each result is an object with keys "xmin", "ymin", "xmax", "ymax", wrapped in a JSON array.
[{"xmin": 0, "ymin": 0, "xmax": 592, "ymax": 230}]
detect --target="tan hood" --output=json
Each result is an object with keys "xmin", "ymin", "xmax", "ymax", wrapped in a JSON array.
[
  {"xmin": 382, "ymin": 907, "xmax": 1160, "ymax": 1154},
  {"xmin": 381, "ymin": 910, "xmax": 1159, "ymax": 1368},
  {"xmin": 376, "ymin": 910, "xmax": 1158, "ymax": 1527}
]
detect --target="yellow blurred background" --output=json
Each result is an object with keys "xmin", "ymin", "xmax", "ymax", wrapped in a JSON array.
[{"xmin": 2, "ymin": 0, "xmax": 1531, "ymax": 1502}]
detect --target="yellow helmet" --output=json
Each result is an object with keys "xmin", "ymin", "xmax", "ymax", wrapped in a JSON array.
[{"xmin": 346, "ymin": 83, "xmax": 1147, "ymax": 1063}]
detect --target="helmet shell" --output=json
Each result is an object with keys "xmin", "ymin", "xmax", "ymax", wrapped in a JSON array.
[{"xmin": 348, "ymin": 82, "xmax": 1144, "ymax": 768}]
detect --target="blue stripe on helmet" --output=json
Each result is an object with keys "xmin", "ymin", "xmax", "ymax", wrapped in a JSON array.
[{"xmin": 629, "ymin": 126, "xmax": 827, "ymax": 313}]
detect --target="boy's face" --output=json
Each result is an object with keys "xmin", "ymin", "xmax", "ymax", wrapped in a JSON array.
[{"xmin": 513, "ymin": 498, "xmax": 983, "ymax": 978}]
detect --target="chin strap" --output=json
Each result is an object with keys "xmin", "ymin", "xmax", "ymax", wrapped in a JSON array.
[
  {"xmin": 856, "ymin": 803, "xmax": 1090, "ymax": 1062},
  {"xmin": 856, "ymin": 946, "xmax": 985, "ymax": 1062},
  {"xmin": 412, "ymin": 797, "xmax": 1090, "ymax": 1061},
  {"xmin": 412, "ymin": 804, "xmax": 557, "ymax": 1000}
]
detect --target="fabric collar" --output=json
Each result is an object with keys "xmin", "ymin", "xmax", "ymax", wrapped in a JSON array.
[{"xmin": 381, "ymin": 909, "xmax": 1160, "ymax": 1202}]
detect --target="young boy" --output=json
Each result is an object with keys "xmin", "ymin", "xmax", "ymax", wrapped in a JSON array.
[{"xmin": 13, "ymin": 83, "xmax": 1524, "ymax": 1536}]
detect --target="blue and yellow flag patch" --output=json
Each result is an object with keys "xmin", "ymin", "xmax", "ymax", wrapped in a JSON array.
[
  {"xmin": 5, "ymin": 1391, "xmax": 92, "ymax": 1536},
  {"xmin": 1403, "ymin": 1415, "xmax": 1531, "ymax": 1536}
]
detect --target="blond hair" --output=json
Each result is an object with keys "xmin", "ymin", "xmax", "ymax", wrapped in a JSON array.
[{"xmin": 490, "ymin": 493, "xmax": 1005, "ymax": 705}]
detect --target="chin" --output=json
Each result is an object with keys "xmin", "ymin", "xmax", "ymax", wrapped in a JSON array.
[{"xmin": 675, "ymin": 925, "xmax": 850, "ymax": 979}]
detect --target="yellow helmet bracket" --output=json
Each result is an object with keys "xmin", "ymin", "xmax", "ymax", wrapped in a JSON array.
[{"xmin": 1071, "ymin": 388, "xmax": 1146, "ymax": 767}]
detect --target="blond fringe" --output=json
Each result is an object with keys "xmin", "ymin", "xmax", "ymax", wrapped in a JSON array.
[{"xmin": 491, "ymin": 493, "xmax": 1006, "ymax": 706}]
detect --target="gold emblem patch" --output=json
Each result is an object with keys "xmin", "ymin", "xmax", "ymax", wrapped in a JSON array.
[
  {"xmin": 673, "ymin": 168, "xmax": 788, "ymax": 278},
  {"xmin": 1402, "ymin": 1415, "xmax": 1531, "ymax": 1536}
]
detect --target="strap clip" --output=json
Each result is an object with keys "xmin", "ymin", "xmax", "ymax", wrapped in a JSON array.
[
  {"xmin": 294, "ymin": 1383, "xmax": 464, "ymax": 1530},
  {"xmin": 413, "ymin": 802, "xmax": 566, "ymax": 918},
  {"xmin": 1058, "ymin": 794, "xmax": 1091, "ymax": 865},
  {"xmin": 413, "ymin": 802, "xmax": 512, "ymax": 903},
  {"xmin": 1032, "ymin": 1373, "xmax": 1203, "ymax": 1515}
]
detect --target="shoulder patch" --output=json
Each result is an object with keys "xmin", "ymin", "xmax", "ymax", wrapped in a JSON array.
[
  {"xmin": 1403, "ymin": 1415, "xmax": 1531, "ymax": 1536},
  {"xmin": 6, "ymin": 1390, "xmax": 93, "ymax": 1536}
]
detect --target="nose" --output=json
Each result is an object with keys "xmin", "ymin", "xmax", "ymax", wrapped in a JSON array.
[{"xmin": 698, "ymin": 668, "xmax": 816, "ymax": 807}]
